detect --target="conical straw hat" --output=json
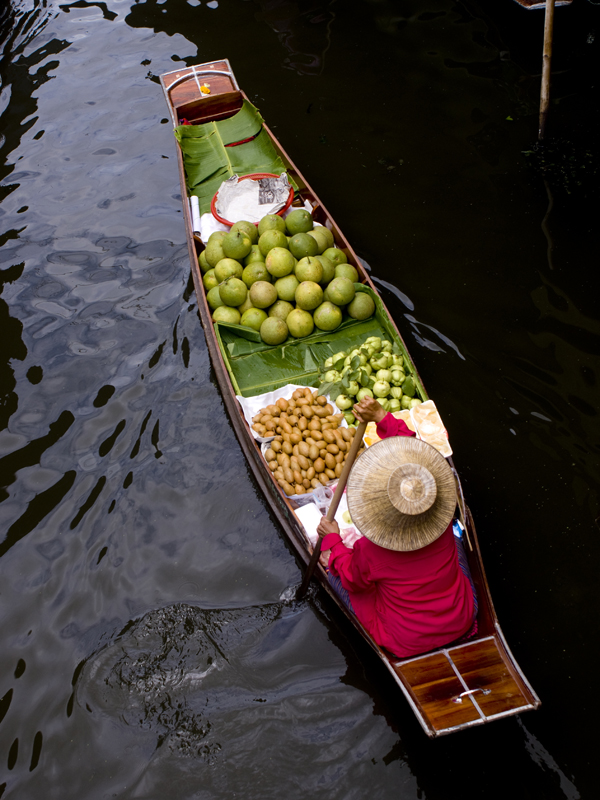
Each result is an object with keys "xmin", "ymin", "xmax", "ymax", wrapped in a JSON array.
[{"xmin": 346, "ymin": 436, "xmax": 457, "ymax": 552}]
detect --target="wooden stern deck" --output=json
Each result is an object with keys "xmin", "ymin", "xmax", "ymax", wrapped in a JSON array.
[{"xmin": 392, "ymin": 633, "xmax": 539, "ymax": 736}]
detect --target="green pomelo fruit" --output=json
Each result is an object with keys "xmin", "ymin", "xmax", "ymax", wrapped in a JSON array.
[
  {"xmin": 314, "ymin": 225, "xmax": 334, "ymax": 249},
  {"xmin": 241, "ymin": 307, "xmax": 267, "ymax": 332},
  {"xmin": 268, "ymin": 300, "xmax": 294, "ymax": 321},
  {"xmin": 295, "ymin": 256, "xmax": 323, "ymax": 284},
  {"xmin": 208, "ymin": 230, "xmax": 227, "ymax": 246},
  {"xmin": 198, "ymin": 250, "xmax": 211, "ymax": 274},
  {"xmin": 295, "ymin": 281, "xmax": 324, "ymax": 311},
  {"xmin": 219, "ymin": 276, "xmax": 247, "ymax": 307},
  {"xmin": 286, "ymin": 308, "xmax": 314, "ymax": 338},
  {"xmin": 315, "ymin": 255, "xmax": 335, "ymax": 284},
  {"xmin": 237, "ymin": 295, "xmax": 254, "ymax": 315},
  {"xmin": 230, "ymin": 220, "xmax": 258, "ymax": 245},
  {"xmin": 347, "ymin": 292, "xmax": 375, "ymax": 320},
  {"xmin": 306, "ymin": 228, "xmax": 329, "ymax": 254},
  {"xmin": 258, "ymin": 214, "xmax": 286, "ymax": 236},
  {"xmin": 206, "ymin": 286, "xmax": 225, "ymax": 311},
  {"xmin": 242, "ymin": 261, "xmax": 270, "ymax": 288},
  {"xmin": 285, "ymin": 208, "xmax": 313, "ymax": 235},
  {"xmin": 212, "ymin": 306, "xmax": 241, "ymax": 325},
  {"xmin": 249, "ymin": 280, "xmax": 278, "ymax": 309},
  {"xmin": 222, "ymin": 230, "xmax": 253, "ymax": 260},
  {"xmin": 289, "ymin": 232, "xmax": 318, "ymax": 259},
  {"xmin": 274, "ymin": 274, "xmax": 300, "ymax": 302},
  {"xmin": 323, "ymin": 247, "xmax": 348, "ymax": 266},
  {"xmin": 335, "ymin": 263, "xmax": 359, "ymax": 283},
  {"xmin": 313, "ymin": 301, "xmax": 343, "ymax": 331},
  {"xmin": 258, "ymin": 229, "xmax": 288, "ymax": 256},
  {"xmin": 260, "ymin": 316, "xmax": 289, "ymax": 345},
  {"xmin": 324, "ymin": 276, "xmax": 355, "ymax": 306},
  {"xmin": 243, "ymin": 245, "xmax": 265, "ymax": 266},
  {"xmin": 205, "ymin": 239, "xmax": 227, "ymax": 268},
  {"xmin": 265, "ymin": 247, "xmax": 295, "ymax": 278},
  {"xmin": 203, "ymin": 269, "xmax": 219, "ymax": 291},
  {"xmin": 214, "ymin": 258, "xmax": 243, "ymax": 283}
]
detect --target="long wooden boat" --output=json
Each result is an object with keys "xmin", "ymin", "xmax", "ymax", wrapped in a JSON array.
[{"xmin": 160, "ymin": 61, "xmax": 541, "ymax": 737}]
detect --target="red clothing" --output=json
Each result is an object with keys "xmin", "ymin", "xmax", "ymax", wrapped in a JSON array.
[{"xmin": 322, "ymin": 413, "xmax": 474, "ymax": 658}]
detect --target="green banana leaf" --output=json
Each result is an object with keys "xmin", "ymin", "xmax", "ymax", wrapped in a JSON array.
[
  {"xmin": 213, "ymin": 285, "xmax": 427, "ymax": 400},
  {"xmin": 174, "ymin": 100, "xmax": 289, "ymax": 213}
]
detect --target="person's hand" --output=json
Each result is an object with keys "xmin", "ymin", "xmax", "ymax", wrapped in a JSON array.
[
  {"xmin": 319, "ymin": 548, "xmax": 331, "ymax": 568},
  {"xmin": 317, "ymin": 517, "xmax": 340, "ymax": 538},
  {"xmin": 353, "ymin": 395, "xmax": 386, "ymax": 424}
]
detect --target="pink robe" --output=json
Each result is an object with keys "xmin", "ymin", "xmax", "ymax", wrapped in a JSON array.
[{"xmin": 322, "ymin": 414, "xmax": 474, "ymax": 658}]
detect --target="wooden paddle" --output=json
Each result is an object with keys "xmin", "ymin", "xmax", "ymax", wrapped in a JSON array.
[{"xmin": 296, "ymin": 420, "xmax": 367, "ymax": 599}]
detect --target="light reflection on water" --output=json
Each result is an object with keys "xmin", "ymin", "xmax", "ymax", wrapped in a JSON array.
[{"xmin": 1, "ymin": 0, "xmax": 598, "ymax": 798}]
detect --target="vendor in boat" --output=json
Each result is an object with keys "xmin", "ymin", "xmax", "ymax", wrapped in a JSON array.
[{"xmin": 316, "ymin": 396, "xmax": 477, "ymax": 659}]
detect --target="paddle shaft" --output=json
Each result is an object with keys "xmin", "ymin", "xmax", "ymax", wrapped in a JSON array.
[
  {"xmin": 538, "ymin": 0, "xmax": 555, "ymax": 140},
  {"xmin": 296, "ymin": 421, "xmax": 367, "ymax": 599}
]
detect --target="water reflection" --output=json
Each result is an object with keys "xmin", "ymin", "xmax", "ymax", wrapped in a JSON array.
[
  {"xmin": 254, "ymin": 0, "xmax": 336, "ymax": 75},
  {"xmin": 0, "ymin": 262, "xmax": 27, "ymax": 430},
  {"xmin": 0, "ymin": 0, "xmax": 68, "ymax": 192},
  {"xmin": 59, "ymin": 2, "xmax": 119, "ymax": 22},
  {"xmin": 126, "ymin": 0, "xmax": 336, "ymax": 75}
]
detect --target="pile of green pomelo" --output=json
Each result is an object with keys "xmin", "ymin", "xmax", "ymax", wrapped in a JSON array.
[{"xmin": 199, "ymin": 208, "xmax": 375, "ymax": 345}]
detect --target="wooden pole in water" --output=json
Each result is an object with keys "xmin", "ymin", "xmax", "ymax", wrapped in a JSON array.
[
  {"xmin": 296, "ymin": 421, "xmax": 367, "ymax": 600},
  {"xmin": 538, "ymin": 0, "xmax": 556, "ymax": 140}
]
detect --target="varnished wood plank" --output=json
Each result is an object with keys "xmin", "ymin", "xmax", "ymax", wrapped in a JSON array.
[
  {"xmin": 396, "ymin": 653, "xmax": 481, "ymax": 730},
  {"xmin": 450, "ymin": 638, "xmax": 536, "ymax": 716},
  {"xmin": 163, "ymin": 63, "xmax": 236, "ymax": 115},
  {"xmin": 177, "ymin": 92, "xmax": 243, "ymax": 125}
]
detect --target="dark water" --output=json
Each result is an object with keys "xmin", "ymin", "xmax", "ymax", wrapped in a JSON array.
[{"xmin": 1, "ymin": 0, "xmax": 598, "ymax": 798}]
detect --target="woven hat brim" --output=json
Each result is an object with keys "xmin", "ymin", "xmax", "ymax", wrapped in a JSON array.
[{"xmin": 347, "ymin": 437, "xmax": 457, "ymax": 552}]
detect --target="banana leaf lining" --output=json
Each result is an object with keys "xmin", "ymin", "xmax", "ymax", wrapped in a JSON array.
[
  {"xmin": 174, "ymin": 100, "xmax": 291, "ymax": 213},
  {"xmin": 213, "ymin": 286, "xmax": 426, "ymax": 399}
]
